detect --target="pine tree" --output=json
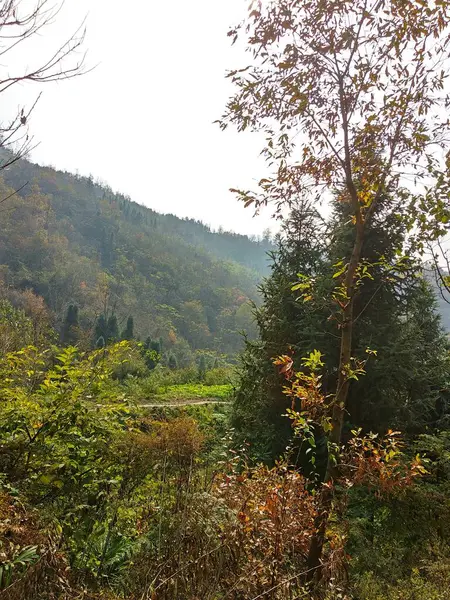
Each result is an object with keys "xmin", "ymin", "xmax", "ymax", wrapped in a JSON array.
[
  {"xmin": 232, "ymin": 202, "xmax": 450, "ymax": 462},
  {"xmin": 107, "ymin": 315, "xmax": 119, "ymax": 343},
  {"xmin": 168, "ymin": 354, "xmax": 177, "ymax": 370},
  {"xmin": 150, "ymin": 339, "xmax": 161, "ymax": 354},
  {"xmin": 329, "ymin": 196, "xmax": 449, "ymax": 433},
  {"xmin": 141, "ymin": 336, "xmax": 161, "ymax": 370},
  {"xmin": 122, "ymin": 316, "xmax": 134, "ymax": 340},
  {"xmin": 94, "ymin": 314, "xmax": 108, "ymax": 348},
  {"xmin": 232, "ymin": 204, "xmax": 328, "ymax": 461},
  {"xmin": 61, "ymin": 304, "xmax": 79, "ymax": 345},
  {"xmin": 198, "ymin": 354, "xmax": 207, "ymax": 381}
]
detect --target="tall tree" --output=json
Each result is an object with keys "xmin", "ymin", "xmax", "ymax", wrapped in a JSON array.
[
  {"xmin": 233, "ymin": 203, "xmax": 327, "ymax": 461},
  {"xmin": 221, "ymin": 0, "xmax": 450, "ymax": 577},
  {"xmin": 121, "ymin": 316, "xmax": 134, "ymax": 341},
  {"xmin": 94, "ymin": 314, "xmax": 108, "ymax": 349},
  {"xmin": 107, "ymin": 315, "xmax": 119, "ymax": 343},
  {"xmin": 198, "ymin": 354, "xmax": 207, "ymax": 381},
  {"xmin": 233, "ymin": 203, "xmax": 449, "ymax": 462},
  {"xmin": 168, "ymin": 354, "xmax": 177, "ymax": 370},
  {"xmin": 61, "ymin": 304, "xmax": 79, "ymax": 346}
]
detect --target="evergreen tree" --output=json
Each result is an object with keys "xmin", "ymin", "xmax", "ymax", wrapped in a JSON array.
[
  {"xmin": 232, "ymin": 204, "xmax": 328, "ymax": 461},
  {"xmin": 198, "ymin": 354, "xmax": 207, "ymax": 381},
  {"xmin": 61, "ymin": 304, "xmax": 79, "ymax": 345},
  {"xmin": 168, "ymin": 354, "xmax": 177, "ymax": 370},
  {"xmin": 232, "ymin": 202, "xmax": 450, "ymax": 462},
  {"xmin": 150, "ymin": 339, "xmax": 161, "ymax": 354},
  {"xmin": 122, "ymin": 316, "xmax": 134, "ymax": 340},
  {"xmin": 329, "ymin": 195, "xmax": 449, "ymax": 433},
  {"xmin": 106, "ymin": 315, "xmax": 119, "ymax": 343},
  {"xmin": 94, "ymin": 314, "xmax": 108, "ymax": 348},
  {"xmin": 141, "ymin": 336, "xmax": 161, "ymax": 370}
]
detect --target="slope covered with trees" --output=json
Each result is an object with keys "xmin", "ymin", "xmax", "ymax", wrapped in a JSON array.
[
  {"xmin": 0, "ymin": 150, "xmax": 273, "ymax": 361},
  {"xmin": 2, "ymin": 0, "xmax": 450, "ymax": 599}
]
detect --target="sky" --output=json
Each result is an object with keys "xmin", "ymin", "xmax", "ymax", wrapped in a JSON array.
[{"xmin": 2, "ymin": 0, "xmax": 276, "ymax": 236}]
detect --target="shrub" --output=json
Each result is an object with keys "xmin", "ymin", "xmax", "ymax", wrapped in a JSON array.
[
  {"xmin": 108, "ymin": 342, "xmax": 148, "ymax": 380},
  {"xmin": 204, "ymin": 367, "xmax": 233, "ymax": 386}
]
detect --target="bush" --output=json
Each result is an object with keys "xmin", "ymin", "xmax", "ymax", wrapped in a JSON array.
[
  {"xmin": 354, "ymin": 563, "xmax": 450, "ymax": 600},
  {"xmin": 204, "ymin": 367, "xmax": 233, "ymax": 386},
  {"xmin": 125, "ymin": 369, "xmax": 165, "ymax": 398},
  {"xmin": 105, "ymin": 341, "xmax": 149, "ymax": 380},
  {"xmin": 160, "ymin": 366, "xmax": 198, "ymax": 386}
]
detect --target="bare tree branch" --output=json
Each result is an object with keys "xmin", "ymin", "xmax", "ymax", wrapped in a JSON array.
[{"xmin": 0, "ymin": 0, "xmax": 87, "ymax": 202}]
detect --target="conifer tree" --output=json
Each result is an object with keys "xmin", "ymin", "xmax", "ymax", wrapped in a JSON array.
[
  {"xmin": 150, "ymin": 339, "xmax": 161, "ymax": 354},
  {"xmin": 122, "ymin": 316, "xmax": 134, "ymax": 341},
  {"xmin": 141, "ymin": 337, "xmax": 161, "ymax": 370},
  {"xmin": 94, "ymin": 314, "xmax": 108, "ymax": 348},
  {"xmin": 198, "ymin": 354, "xmax": 207, "ymax": 381},
  {"xmin": 107, "ymin": 315, "xmax": 119, "ymax": 343},
  {"xmin": 233, "ymin": 203, "xmax": 449, "ymax": 461},
  {"xmin": 61, "ymin": 304, "xmax": 79, "ymax": 346},
  {"xmin": 232, "ymin": 204, "xmax": 327, "ymax": 460}
]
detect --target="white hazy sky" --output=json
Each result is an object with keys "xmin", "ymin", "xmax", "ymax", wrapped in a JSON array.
[{"xmin": 4, "ymin": 0, "xmax": 275, "ymax": 236}]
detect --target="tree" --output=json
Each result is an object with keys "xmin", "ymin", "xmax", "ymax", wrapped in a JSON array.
[
  {"xmin": 198, "ymin": 354, "xmax": 207, "ymax": 381},
  {"xmin": 61, "ymin": 304, "xmax": 79, "ymax": 345},
  {"xmin": 94, "ymin": 314, "xmax": 108, "ymax": 348},
  {"xmin": 121, "ymin": 316, "xmax": 134, "ymax": 341},
  {"xmin": 151, "ymin": 339, "xmax": 161, "ymax": 354},
  {"xmin": 427, "ymin": 241, "xmax": 450, "ymax": 306},
  {"xmin": 141, "ymin": 336, "xmax": 161, "ymax": 370},
  {"xmin": 233, "ymin": 203, "xmax": 449, "ymax": 462},
  {"xmin": 107, "ymin": 315, "xmax": 119, "ymax": 343},
  {"xmin": 0, "ymin": 283, "xmax": 52, "ymax": 346},
  {"xmin": 221, "ymin": 0, "xmax": 450, "ymax": 578},
  {"xmin": 168, "ymin": 354, "xmax": 177, "ymax": 370},
  {"xmin": 330, "ymin": 197, "xmax": 449, "ymax": 434},
  {"xmin": 233, "ymin": 203, "xmax": 328, "ymax": 461},
  {"xmin": 0, "ymin": 1, "xmax": 86, "ymax": 175},
  {"xmin": 0, "ymin": 299, "xmax": 34, "ymax": 353}
]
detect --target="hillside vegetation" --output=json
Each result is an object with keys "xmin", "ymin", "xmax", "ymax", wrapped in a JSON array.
[
  {"xmin": 2, "ymin": 0, "xmax": 450, "ymax": 599},
  {"xmin": 0, "ymin": 151, "xmax": 273, "ymax": 361}
]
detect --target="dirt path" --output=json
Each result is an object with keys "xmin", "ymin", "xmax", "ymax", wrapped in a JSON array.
[{"xmin": 140, "ymin": 398, "xmax": 231, "ymax": 408}]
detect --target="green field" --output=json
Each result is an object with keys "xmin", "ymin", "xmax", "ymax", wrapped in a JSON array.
[{"xmin": 149, "ymin": 383, "xmax": 232, "ymax": 402}]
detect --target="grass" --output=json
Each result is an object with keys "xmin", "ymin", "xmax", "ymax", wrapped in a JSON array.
[{"xmin": 154, "ymin": 383, "xmax": 232, "ymax": 401}]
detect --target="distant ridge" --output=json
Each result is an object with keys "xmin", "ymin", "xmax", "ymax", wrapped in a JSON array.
[{"xmin": 0, "ymin": 152, "xmax": 274, "ymax": 360}]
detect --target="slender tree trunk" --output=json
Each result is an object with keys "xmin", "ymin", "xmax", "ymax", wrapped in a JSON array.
[{"xmin": 306, "ymin": 223, "xmax": 365, "ymax": 581}]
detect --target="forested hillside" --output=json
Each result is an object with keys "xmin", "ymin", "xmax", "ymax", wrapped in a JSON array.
[
  {"xmin": 0, "ymin": 150, "xmax": 273, "ymax": 361},
  {"xmin": 2, "ymin": 1, "xmax": 450, "ymax": 600}
]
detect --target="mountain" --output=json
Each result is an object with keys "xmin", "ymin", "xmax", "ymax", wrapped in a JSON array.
[{"xmin": 0, "ymin": 153, "xmax": 274, "ymax": 361}]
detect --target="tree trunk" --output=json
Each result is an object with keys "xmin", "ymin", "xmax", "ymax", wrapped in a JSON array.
[{"xmin": 306, "ymin": 223, "xmax": 365, "ymax": 582}]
